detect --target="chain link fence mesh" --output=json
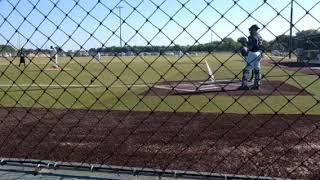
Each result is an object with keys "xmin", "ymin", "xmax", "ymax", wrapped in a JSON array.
[{"xmin": 1, "ymin": 0, "xmax": 320, "ymax": 179}]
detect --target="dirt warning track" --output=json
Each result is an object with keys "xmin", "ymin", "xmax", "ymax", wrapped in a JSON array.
[{"xmin": 0, "ymin": 108, "xmax": 319, "ymax": 179}]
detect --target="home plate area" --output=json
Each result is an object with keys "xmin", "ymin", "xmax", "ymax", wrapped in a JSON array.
[{"xmin": 146, "ymin": 80, "xmax": 311, "ymax": 96}]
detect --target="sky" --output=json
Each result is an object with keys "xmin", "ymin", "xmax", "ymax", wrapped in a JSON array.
[{"xmin": 0, "ymin": 0, "xmax": 320, "ymax": 51}]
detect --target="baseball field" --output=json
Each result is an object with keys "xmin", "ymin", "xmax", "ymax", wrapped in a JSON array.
[
  {"xmin": 1, "ymin": 52, "xmax": 320, "ymax": 179},
  {"xmin": 0, "ymin": 52, "xmax": 319, "ymax": 114}
]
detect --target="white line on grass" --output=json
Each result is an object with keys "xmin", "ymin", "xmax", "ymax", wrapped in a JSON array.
[
  {"xmin": 0, "ymin": 84, "xmax": 148, "ymax": 88},
  {"xmin": 204, "ymin": 60, "xmax": 215, "ymax": 82}
]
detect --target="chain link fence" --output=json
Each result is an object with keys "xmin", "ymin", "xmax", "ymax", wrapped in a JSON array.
[{"xmin": 1, "ymin": 0, "xmax": 320, "ymax": 179}]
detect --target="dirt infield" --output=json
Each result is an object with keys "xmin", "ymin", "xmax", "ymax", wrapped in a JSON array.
[
  {"xmin": 265, "ymin": 59, "xmax": 320, "ymax": 75},
  {"xmin": 275, "ymin": 61, "xmax": 320, "ymax": 75},
  {"xmin": 0, "ymin": 108, "xmax": 320, "ymax": 179},
  {"xmin": 144, "ymin": 80, "xmax": 311, "ymax": 96}
]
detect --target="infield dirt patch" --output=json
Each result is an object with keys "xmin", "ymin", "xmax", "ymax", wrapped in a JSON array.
[
  {"xmin": 264, "ymin": 58, "xmax": 320, "ymax": 76},
  {"xmin": 275, "ymin": 61, "xmax": 320, "ymax": 75},
  {"xmin": 0, "ymin": 108, "xmax": 319, "ymax": 179},
  {"xmin": 144, "ymin": 80, "xmax": 311, "ymax": 96}
]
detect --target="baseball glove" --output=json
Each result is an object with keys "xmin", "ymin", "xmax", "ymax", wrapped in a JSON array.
[{"xmin": 240, "ymin": 47, "xmax": 248, "ymax": 57}]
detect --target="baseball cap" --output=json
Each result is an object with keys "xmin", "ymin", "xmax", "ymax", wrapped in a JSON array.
[{"xmin": 249, "ymin": 24, "xmax": 260, "ymax": 31}]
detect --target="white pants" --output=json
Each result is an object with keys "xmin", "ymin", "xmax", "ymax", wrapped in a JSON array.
[
  {"xmin": 245, "ymin": 51, "xmax": 262, "ymax": 71},
  {"xmin": 96, "ymin": 54, "xmax": 101, "ymax": 63},
  {"xmin": 52, "ymin": 55, "xmax": 58, "ymax": 68}
]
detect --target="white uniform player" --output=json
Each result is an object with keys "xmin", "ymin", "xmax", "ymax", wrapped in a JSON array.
[
  {"xmin": 50, "ymin": 46, "xmax": 59, "ymax": 68},
  {"xmin": 96, "ymin": 52, "xmax": 101, "ymax": 63}
]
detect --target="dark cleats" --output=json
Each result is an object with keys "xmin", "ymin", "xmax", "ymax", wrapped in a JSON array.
[
  {"xmin": 251, "ymin": 85, "xmax": 260, "ymax": 90},
  {"xmin": 238, "ymin": 85, "xmax": 250, "ymax": 90}
]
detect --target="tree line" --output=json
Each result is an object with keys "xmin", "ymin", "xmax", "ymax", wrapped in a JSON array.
[
  {"xmin": 87, "ymin": 37, "xmax": 243, "ymax": 54},
  {"xmin": 270, "ymin": 30, "xmax": 320, "ymax": 51},
  {"xmin": 0, "ymin": 45, "xmax": 16, "ymax": 54},
  {"xmin": 1, "ymin": 29, "xmax": 320, "ymax": 55},
  {"xmin": 88, "ymin": 30, "xmax": 320, "ymax": 54}
]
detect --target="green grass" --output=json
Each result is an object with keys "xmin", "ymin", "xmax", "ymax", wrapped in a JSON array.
[{"xmin": 0, "ymin": 52, "xmax": 319, "ymax": 114}]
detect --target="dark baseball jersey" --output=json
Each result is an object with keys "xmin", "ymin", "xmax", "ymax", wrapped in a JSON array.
[{"xmin": 247, "ymin": 34, "xmax": 262, "ymax": 52}]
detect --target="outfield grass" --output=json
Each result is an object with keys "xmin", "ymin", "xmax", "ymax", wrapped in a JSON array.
[{"xmin": 0, "ymin": 52, "xmax": 319, "ymax": 114}]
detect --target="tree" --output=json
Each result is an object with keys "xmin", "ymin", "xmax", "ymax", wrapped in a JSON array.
[
  {"xmin": 269, "ymin": 35, "xmax": 291, "ymax": 51},
  {"xmin": 0, "ymin": 45, "xmax": 16, "ymax": 54},
  {"xmin": 219, "ymin": 38, "xmax": 241, "ymax": 51},
  {"xmin": 295, "ymin": 30, "xmax": 320, "ymax": 50},
  {"xmin": 262, "ymin": 40, "xmax": 271, "ymax": 52}
]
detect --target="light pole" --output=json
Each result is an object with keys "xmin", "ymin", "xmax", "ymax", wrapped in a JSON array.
[
  {"xmin": 18, "ymin": 34, "xmax": 20, "ymax": 50},
  {"xmin": 117, "ymin": 6, "xmax": 123, "ymax": 47},
  {"xmin": 289, "ymin": 0, "xmax": 294, "ymax": 59}
]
